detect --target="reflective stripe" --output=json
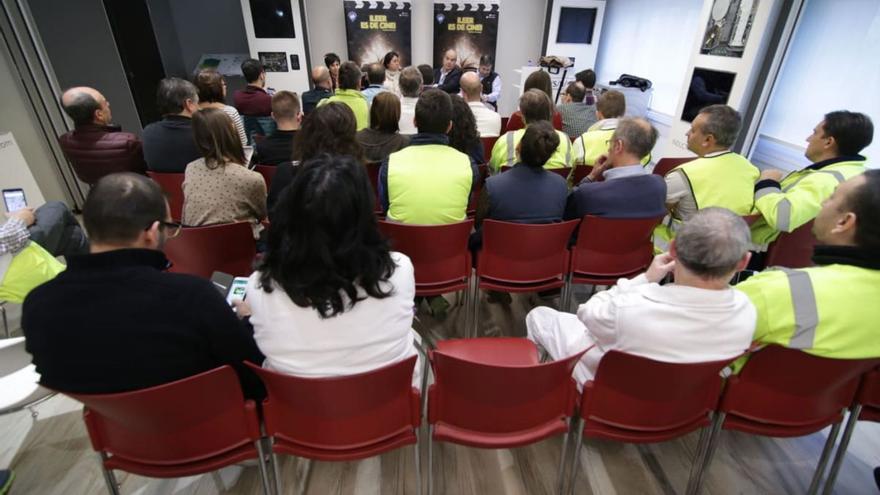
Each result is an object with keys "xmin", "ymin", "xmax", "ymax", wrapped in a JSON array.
[
  {"xmin": 755, "ymin": 186, "xmax": 782, "ymax": 200},
  {"xmin": 506, "ymin": 132, "xmax": 515, "ymax": 166},
  {"xmin": 819, "ymin": 170, "xmax": 845, "ymax": 183},
  {"xmin": 776, "ymin": 198, "xmax": 792, "ymax": 231},
  {"xmin": 565, "ymin": 135, "xmax": 572, "ymax": 165},
  {"xmin": 776, "ymin": 267, "xmax": 819, "ymax": 349}
]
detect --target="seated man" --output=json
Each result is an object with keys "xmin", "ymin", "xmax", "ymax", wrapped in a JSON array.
[
  {"xmin": 558, "ymin": 81, "xmax": 598, "ymax": 139},
  {"xmin": 379, "ymin": 89, "xmax": 476, "ymax": 225},
  {"xmin": 398, "ymin": 66, "xmax": 422, "ymax": 136},
  {"xmin": 750, "ymin": 111, "xmax": 873, "ymax": 247},
  {"xmin": 318, "ymin": 61, "xmax": 369, "ymax": 131},
  {"xmin": 572, "ymin": 90, "xmax": 626, "ymax": 167},
  {"xmin": 142, "ymin": 78, "xmax": 202, "ymax": 173},
  {"xmin": 527, "ymin": 208, "xmax": 756, "ymax": 387},
  {"xmin": 252, "ymin": 91, "xmax": 301, "ymax": 166},
  {"xmin": 460, "ymin": 71, "xmax": 501, "ymax": 137},
  {"xmin": 361, "ymin": 63, "xmax": 387, "ymax": 106},
  {"xmin": 433, "ymin": 49, "xmax": 462, "ymax": 94},
  {"xmin": 58, "ymin": 86, "xmax": 146, "ymax": 185},
  {"xmin": 301, "ymin": 66, "xmax": 333, "ymax": 116},
  {"xmin": 23, "ymin": 173, "xmax": 263, "ymax": 395},
  {"xmin": 737, "ymin": 171, "xmax": 880, "ymax": 359},
  {"xmin": 565, "ymin": 117, "xmax": 666, "ymax": 220},
  {"xmin": 489, "ymin": 89, "xmax": 573, "ymax": 173},
  {"xmin": 478, "ymin": 54, "xmax": 501, "ymax": 111},
  {"xmin": 233, "ymin": 58, "xmax": 272, "ymax": 118}
]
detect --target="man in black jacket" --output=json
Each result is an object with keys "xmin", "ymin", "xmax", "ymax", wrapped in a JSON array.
[
  {"xmin": 23, "ymin": 173, "xmax": 264, "ymax": 396},
  {"xmin": 141, "ymin": 78, "xmax": 202, "ymax": 173},
  {"xmin": 433, "ymin": 49, "xmax": 462, "ymax": 94}
]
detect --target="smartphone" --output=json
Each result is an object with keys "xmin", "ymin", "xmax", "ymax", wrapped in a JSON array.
[
  {"xmin": 226, "ymin": 277, "xmax": 249, "ymax": 305},
  {"xmin": 2, "ymin": 188, "xmax": 27, "ymax": 213}
]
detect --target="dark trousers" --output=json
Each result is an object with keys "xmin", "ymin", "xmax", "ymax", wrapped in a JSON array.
[{"xmin": 28, "ymin": 201, "xmax": 89, "ymax": 257}]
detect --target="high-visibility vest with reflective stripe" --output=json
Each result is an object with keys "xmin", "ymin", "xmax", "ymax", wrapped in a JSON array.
[
  {"xmin": 575, "ymin": 120, "xmax": 652, "ymax": 168},
  {"xmin": 736, "ymin": 263, "xmax": 880, "ymax": 359},
  {"xmin": 387, "ymin": 144, "xmax": 472, "ymax": 225},
  {"xmin": 674, "ymin": 152, "xmax": 760, "ymax": 214},
  {"xmin": 0, "ymin": 242, "xmax": 65, "ymax": 303},
  {"xmin": 488, "ymin": 127, "xmax": 572, "ymax": 173},
  {"xmin": 751, "ymin": 160, "xmax": 866, "ymax": 245},
  {"xmin": 317, "ymin": 90, "xmax": 370, "ymax": 131}
]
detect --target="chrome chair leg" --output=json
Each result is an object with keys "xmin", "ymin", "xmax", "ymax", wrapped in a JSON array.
[
  {"xmin": 98, "ymin": 453, "xmax": 121, "ymax": 495},
  {"xmin": 687, "ymin": 412, "xmax": 725, "ymax": 495},
  {"xmin": 807, "ymin": 417, "xmax": 843, "ymax": 495},
  {"xmin": 1, "ymin": 302, "xmax": 8, "ymax": 338},
  {"xmin": 567, "ymin": 419, "xmax": 586, "ymax": 495},
  {"xmin": 427, "ymin": 426, "xmax": 434, "ymax": 495},
  {"xmin": 414, "ymin": 430, "xmax": 422, "ymax": 495},
  {"xmin": 557, "ymin": 419, "xmax": 572, "ymax": 495},
  {"xmin": 685, "ymin": 422, "xmax": 714, "ymax": 495},
  {"xmin": 821, "ymin": 406, "xmax": 861, "ymax": 495},
  {"xmin": 471, "ymin": 276, "xmax": 481, "ymax": 339},
  {"xmin": 255, "ymin": 439, "xmax": 273, "ymax": 495}
]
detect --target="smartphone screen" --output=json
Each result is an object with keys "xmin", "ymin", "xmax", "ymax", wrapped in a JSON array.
[
  {"xmin": 3, "ymin": 189, "xmax": 27, "ymax": 213},
  {"xmin": 226, "ymin": 277, "xmax": 249, "ymax": 305}
]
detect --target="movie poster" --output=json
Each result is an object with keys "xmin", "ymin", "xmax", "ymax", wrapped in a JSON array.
[
  {"xmin": 344, "ymin": 1, "xmax": 412, "ymax": 68},
  {"xmin": 432, "ymin": 1, "xmax": 499, "ymax": 70}
]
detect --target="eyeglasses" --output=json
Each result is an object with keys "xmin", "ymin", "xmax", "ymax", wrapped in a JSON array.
[{"xmin": 159, "ymin": 220, "xmax": 182, "ymax": 238}]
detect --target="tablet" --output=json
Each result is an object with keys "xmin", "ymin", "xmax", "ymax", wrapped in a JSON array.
[{"xmin": 2, "ymin": 188, "xmax": 27, "ymax": 213}]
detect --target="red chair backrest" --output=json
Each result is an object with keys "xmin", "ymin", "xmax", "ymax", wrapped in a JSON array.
[
  {"xmin": 147, "ymin": 171, "xmax": 185, "ymax": 222},
  {"xmin": 246, "ymin": 357, "xmax": 419, "ymax": 455},
  {"xmin": 581, "ymin": 351, "xmax": 733, "ymax": 440},
  {"xmin": 67, "ymin": 366, "xmax": 260, "ymax": 467},
  {"xmin": 165, "ymin": 222, "xmax": 256, "ymax": 278},
  {"xmin": 378, "ymin": 219, "xmax": 473, "ymax": 292},
  {"xmin": 742, "ymin": 213, "xmax": 762, "ymax": 226},
  {"xmin": 720, "ymin": 345, "xmax": 880, "ymax": 430},
  {"xmin": 253, "ymin": 164, "xmax": 277, "ymax": 189},
  {"xmin": 856, "ymin": 368, "xmax": 880, "ymax": 422},
  {"xmin": 499, "ymin": 165, "xmax": 572, "ymax": 181},
  {"xmin": 478, "ymin": 219, "xmax": 578, "ymax": 284},
  {"xmin": 652, "ymin": 157, "xmax": 693, "ymax": 177},
  {"xmin": 571, "ymin": 165, "xmax": 594, "ymax": 185},
  {"xmin": 481, "ymin": 137, "xmax": 498, "ymax": 162},
  {"xmin": 570, "ymin": 215, "xmax": 664, "ymax": 280},
  {"xmin": 765, "ymin": 220, "xmax": 816, "ymax": 269},
  {"xmin": 364, "ymin": 162, "xmax": 382, "ymax": 213},
  {"xmin": 428, "ymin": 342, "xmax": 585, "ymax": 435}
]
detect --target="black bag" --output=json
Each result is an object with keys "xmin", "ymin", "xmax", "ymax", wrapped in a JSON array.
[{"xmin": 609, "ymin": 74, "xmax": 653, "ymax": 92}]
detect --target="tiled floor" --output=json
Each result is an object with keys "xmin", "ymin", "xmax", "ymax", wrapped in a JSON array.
[{"xmin": 2, "ymin": 291, "xmax": 879, "ymax": 494}]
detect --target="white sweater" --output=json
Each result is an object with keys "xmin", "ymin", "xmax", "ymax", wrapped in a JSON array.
[{"xmin": 246, "ymin": 252, "xmax": 421, "ymax": 385}]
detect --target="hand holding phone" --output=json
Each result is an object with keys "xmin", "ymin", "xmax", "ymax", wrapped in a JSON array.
[{"xmin": 3, "ymin": 188, "xmax": 27, "ymax": 213}]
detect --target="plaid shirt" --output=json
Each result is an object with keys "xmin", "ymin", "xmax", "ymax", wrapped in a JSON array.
[
  {"xmin": 559, "ymin": 102, "xmax": 598, "ymax": 139},
  {"xmin": 0, "ymin": 218, "xmax": 30, "ymax": 256}
]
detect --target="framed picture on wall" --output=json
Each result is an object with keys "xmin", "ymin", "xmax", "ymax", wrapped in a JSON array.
[
  {"xmin": 681, "ymin": 68, "xmax": 736, "ymax": 122},
  {"xmin": 700, "ymin": 0, "xmax": 759, "ymax": 58},
  {"xmin": 258, "ymin": 51, "xmax": 289, "ymax": 72}
]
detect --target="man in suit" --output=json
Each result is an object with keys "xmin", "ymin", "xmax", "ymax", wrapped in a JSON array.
[
  {"xmin": 565, "ymin": 117, "xmax": 666, "ymax": 221},
  {"xmin": 433, "ymin": 49, "xmax": 462, "ymax": 94}
]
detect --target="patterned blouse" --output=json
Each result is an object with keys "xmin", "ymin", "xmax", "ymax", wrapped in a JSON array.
[{"xmin": 182, "ymin": 158, "xmax": 267, "ymax": 239}]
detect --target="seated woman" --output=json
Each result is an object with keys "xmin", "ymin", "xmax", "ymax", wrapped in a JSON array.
[
  {"xmin": 471, "ymin": 121, "xmax": 568, "ymax": 249},
  {"xmin": 194, "ymin": 69, "xmax": 248, "ymax": 147},
  {"xmin": 267, "ymin": 102, "xmax": 363, "ymax": 214},
  {"xmin": 241, "ymin": 154, "xmax": 421, "ymax": 385},
  {"xmin": 449, "ymin": 94, "xmax": 484, "ymax": 165},
  {"xmin": 182, "ymin": 108, "xmax": 267, "ymax": 239},
  {"xmin": 382, "ymin": 51, "xmax": 401, "ymax": 95},
  {"xmin": 356, "ymin": 92, "xmax": 409, "ymax": 163},
  {"xmin": 505, "ymin": 70, "xmax": 563, "ymax": 132}
]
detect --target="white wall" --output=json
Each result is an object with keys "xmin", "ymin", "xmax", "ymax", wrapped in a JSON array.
[
  {"xmin": 593, "ymin": 0, "xmax": 703, "ymax": 117},
  {"xmin": 303, "ymin": 0, "xmax": 547, "ymax": 116},
  {"xmin": 756, "ymin": 0, "xmax": 880, "ymax": 167}
]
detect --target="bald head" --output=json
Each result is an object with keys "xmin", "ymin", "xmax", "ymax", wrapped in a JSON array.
[
  {"xmin": 311, "ymin": 66, "xmax": 331, "ymax": 89},
  {"xmin": 442, "ymin": 49, "xmax": 457, "ymax": 71},
  {"xmin": 61, "ymin": 87, "xmax": 111, "ymax": 126},
  {"xmin": 460, "ymin": 72, "xmax": 481, "ymax": 102}
]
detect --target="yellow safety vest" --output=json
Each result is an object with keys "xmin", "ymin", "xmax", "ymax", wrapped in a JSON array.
[
  {"xmin": 488, "ymin": 127, "xmax": 572, "ymax": 173},
  {"xmin": 736, "ymin": 263, "xmax": 880, "ymax": 359},
  {"xmin": 576, "ymin": 119, "xmax": 617, "ymax": 166},
  {"xmin": 751, "ymin": 160, "xmax": 866, "ymax": 245},
  {"xmin": 317, "ymin": 90, "xmax": 370, "ymax": 131},
  {"xmin": 0, "ymin": 242, "xmax": 65, "ymax": 303},
  {"xmin": 387, "ymin": 144, "xmax": 472, "ymax": 224}
]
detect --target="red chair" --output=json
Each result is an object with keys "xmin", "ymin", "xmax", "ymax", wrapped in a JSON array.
[
  {"xmin": 765, "ymin": 220, "xmax": 816, "ymax": 269},
  {"xmin": 165, "ymin": 222, "xmax": 257, "ymax": 278},
  {"xmin": 652, "ymin": 157, "xmax": 693, "ymax": 177},
  {"xmin": 505, "ymin": 111, "xmax": 563, "ymax": 132},
  {"xmin": 65, "ymin": 366, "xmax": 271, "ymax": 495},
  {"xmin": 147, "ymin": 171, "xmax": 185, "ymax": 222},
  {"xmin": 481, "ymin": 136, "xmax": 499, "ymax": 163},
  {"xmin": 428, "ymin": 338, "xmax": 587, "ymax": 495},
  {"xmin": 566, "ymin": 215, "xmax": 664, "ymax": 310},
  {"xmin": 499, "ymin": 165, "xmax": 572, "ymax": 182},
  {"xmin": 378, "ymin": 219, "xmax": 473, "ymax": 297},
  {"xmin": 474, "ymin": 220, "xmax": 578, "ymax": 333},
  {"xmin": 691, "ymin": 346, "xmax": 880, "ymax": 495},
  {"xmin": 467, "ymin": 164, "xmax": 489, "ymax": 218},
  {"xmin": 568, "ymin": 351, "xmax": 736, "ymax": 495},
  {"xmin": 365, "ymin": 161, "xmax": 382, "ymax": 214},
  {"xmin": 571, "ymin": 165, "xmax": 594, "ymax": 185},
  {"xmin": 253, "ymin": 164, "xmax": 277, "ymax": 190},
  {"xmin": 246, "ymin": 356, "xmax": 421, "ymax": 495}
]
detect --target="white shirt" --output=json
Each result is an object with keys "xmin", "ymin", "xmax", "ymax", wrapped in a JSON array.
[
  {"xmin": 246, "ymin": 251, "xmax": 422, "ymax": 385},
  {"xmin": 467, "ymin": 101, "xmax": 501, "ymax": 137},
  {"xmin": 527, "ymin": 274, "xmax": 755, "ymax": 386},
  {"xmin": 398, "ymin": 96, "xmax": 419, "ymax": 136}
]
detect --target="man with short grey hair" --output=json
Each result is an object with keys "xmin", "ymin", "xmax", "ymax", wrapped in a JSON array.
[
  {"xmin": 527, "ymin": 207, "xmax": 756, "ymax": 387},
  {"xmin": 398, "ymin": 66, "xmax": 423, "ymax": 135},
  {"xmin": 142, "ymin": 77, "xmax": 201, "ymax": 173}
]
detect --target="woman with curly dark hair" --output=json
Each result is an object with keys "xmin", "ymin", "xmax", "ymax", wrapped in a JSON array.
[
  {"xmin": 448, "ymin": 94, "xmax": 484, "ymax": 165},
  {"xmin": 267, "ymin": 102, "xmax": 364, "ymax": 214},
  {"xmin": 238, "ymin": 154, "xmax": 421, "ymax": 383}
]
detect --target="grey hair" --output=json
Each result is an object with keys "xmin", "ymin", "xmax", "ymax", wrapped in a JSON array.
[
  {"xmin": 697, "ymin": 104, "xmax": 741, "ymax": 147},
  {"xmin": 156, "ymin": 77, "xmax": 198, "ymax": 116},
  {"xmin": 399, "ymin": 66, "xmax": 423, "ymax": 97},
  {"xmin": 613, "ymin": 117, "xmax": 658, "ymax": 159},
  {"xmin": 675, "ymin": 207, "xmax": 750, "ymax": 279}
]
